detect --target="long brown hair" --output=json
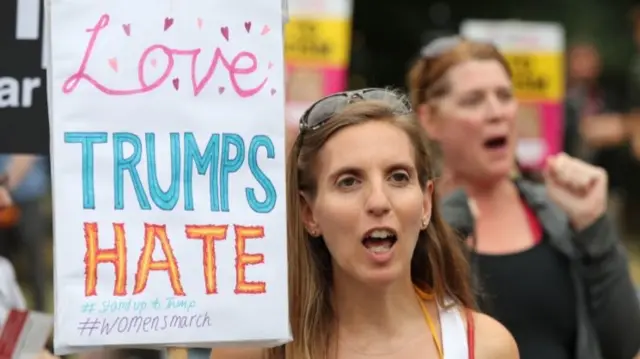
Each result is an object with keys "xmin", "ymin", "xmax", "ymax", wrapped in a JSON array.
[{"xmin": 267, "ymin": 92, "xmax": 475, "ymax": 359}]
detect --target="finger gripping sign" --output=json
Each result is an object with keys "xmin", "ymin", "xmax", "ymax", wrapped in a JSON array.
[{"xmin": 48, "ymin": 0, "xmax": 289, "ymax": 353}]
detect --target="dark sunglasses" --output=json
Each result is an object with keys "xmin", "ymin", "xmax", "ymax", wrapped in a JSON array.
[{"xmin": 298, "ymin": 88, "xmax": 412, "ymax": 132}]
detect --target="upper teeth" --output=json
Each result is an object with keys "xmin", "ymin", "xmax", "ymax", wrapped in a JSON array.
[{"xmin": 369, "ymin": 230, "xmax": 394, "ymax": 239}]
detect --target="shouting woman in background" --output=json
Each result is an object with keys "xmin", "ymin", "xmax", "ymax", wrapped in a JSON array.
[{"xmin": 407, "ymin": 36, "xmax": 640, "ymax": 359}]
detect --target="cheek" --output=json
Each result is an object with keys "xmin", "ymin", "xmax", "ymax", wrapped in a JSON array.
[
  {"xmin": 439, "ymin": 113, "xmax": 482, "ymax": 146},
  {"xmin": 312, "ymin": 197, "xmax": 357, "ymax": 254},
  {"xmin": 396, "ymin": 190, "xmax": 428, "ymax": 239},
  {"xmin": 506, "ymin": 104, "xmax": 519, "ymax": 125}
]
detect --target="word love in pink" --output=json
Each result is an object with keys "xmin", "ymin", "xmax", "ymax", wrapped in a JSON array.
[{"xmin": 62, "ymin": 14, "xmax": 269, "ymax": 98}]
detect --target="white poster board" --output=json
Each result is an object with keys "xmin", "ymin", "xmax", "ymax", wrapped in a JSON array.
[{"xmin": 47, "ymin": 0, "xmax": 289, "ymax": 353}]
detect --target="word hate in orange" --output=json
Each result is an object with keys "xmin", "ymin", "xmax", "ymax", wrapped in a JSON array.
[{"xmin": 83, "ymin": 222, "xmax": 266, "ymax": 296}]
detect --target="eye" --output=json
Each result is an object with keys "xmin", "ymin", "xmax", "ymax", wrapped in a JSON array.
[
  {"xmin": 497, "ymin": 89, "xmax": 514, "ymax": 102},
  {"xmin": 336, "ymin": 176, "xmax": 359, "ymax": 188},
  {"xmin": 459, "ymin": 93, "xmax": 484, "ymax": 107},
  {"xmin": 389, "ymin": 170, "xmax": 410, "ymax": 184}
]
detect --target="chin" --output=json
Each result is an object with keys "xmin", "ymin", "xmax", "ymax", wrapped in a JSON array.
[
  {"xmin": 352, "ymin": 263, "xmax": 406, "ymax": 288},
  {"xmin": 485, "ymin": 155, "xmax": 516, "ymax": 177}
]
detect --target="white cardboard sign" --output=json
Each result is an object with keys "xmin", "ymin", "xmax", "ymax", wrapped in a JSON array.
[{"xmin": 48, "ymin": 0, "xmax": 289, "ymax": 353}]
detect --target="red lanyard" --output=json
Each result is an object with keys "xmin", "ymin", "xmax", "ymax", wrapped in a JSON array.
[{"xmin": 466, "ymin": 309, "xmax": 475, "ymax": 359}]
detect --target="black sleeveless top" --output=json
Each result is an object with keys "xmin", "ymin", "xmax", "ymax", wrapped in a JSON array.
[{"xmin": 472, "ymin": 236, "xmax": 578, "ymax": 359}]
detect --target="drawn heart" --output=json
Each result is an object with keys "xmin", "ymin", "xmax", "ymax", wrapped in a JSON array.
[
  {"xmin": 218, "ymin": 86, "xmax": 225, "ymax": 94},
  {"xmin": 150, "ymin": 59, "xmax": 157, "ymax": 67},
  {"xmin": 197, "ymin": 18, "xmax": 203, "ymax": 29},
  {"xmin": 108, "ymin": 58, "xmax": 118, "ymax": 72},
  {"xmin": 122, "ymin": 24, "xmax": 131, "ymax": 36},
  {"xmin": 268, "ymin": 62, "xmax": 273, "ymax": 69},
  {"xmin": 244, "ymin": 21, "xmax": 252, "ymax": 33},
  {"xmin": 164, "ymin": 17, "xmax": 174, "ymax": 31},
  {"xmin": 270, "ymin": 88, "xmax": 276, "ymax": 96},
  {"xmin": 220, "ymin": 26, "xmax": 229, "ymax": 41},
  {"xmin": 172, "ymin": 78, "xmax": 180, "ymax": 90},
  {"xmin": 260, "ymin": 25, "xmax": 271, "ymax": 35}
]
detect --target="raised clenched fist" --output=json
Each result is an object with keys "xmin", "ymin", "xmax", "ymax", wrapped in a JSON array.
[{"xmin": 542, "ymin": 153, "xmax": 607, "ymax": 231}]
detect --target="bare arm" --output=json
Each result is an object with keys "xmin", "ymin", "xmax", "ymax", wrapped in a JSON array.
[
  {"xmin": 0, "ymin": 186, "xmax": 12, "ymax": 208},
  {"xmin": 4, "ymin": 154, "xmax": 38, "ymax": 190},
  {"xmin": 580, "ymin": 114, "xmax": 626, "ymax": 148},
  {"xmin": 473, "ymin": 312, "xmax": 519, "ymax": 359}
]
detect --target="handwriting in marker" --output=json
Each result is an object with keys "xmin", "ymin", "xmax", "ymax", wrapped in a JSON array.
[
  {"xmin": 220, "ymin": 26, "xmax": 230, "ymax": 41},
  {"xmin": 244, "ymin": 22, "xmax": 252, "ymax": 33},
  {"xmin": 63, "ymin": 14, "xmax": 269, "ymax": 98},
  {"xmin": 150, "ymin": 59, "xmax": 157, "ymax": 67},
  {"xmin": 122, "ymin": 24, "xmax": 131, "ymax": 36},
  {"xmin": 108, "ymin": 57, "xmax": 118, "ymax": 72},
  {"xmin": 164, "ymin": 17, "xmax": 174, "ymax": 31},
  {"xmin": 261, "ymin": 25, "xmax": 270, "ymax": 35},
  {"xmin": 218, "ymin": 86, "xmax": 225, "ymax": 94},
  {"xmin": 197, "ymin": 18, "xmax": 203, "ymax": 29},
  {"xmin": 268, "ymin": 62, "xmax": 273, "ymax": 69},
  {"xmin": 172, "ymin": 78, "xmax": 180, "ymax": 90},
  {"xmin": 270, "ymin": 89, "xmax": 276, "ymax": 96}
]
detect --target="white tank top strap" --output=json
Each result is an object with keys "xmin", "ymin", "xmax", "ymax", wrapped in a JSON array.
[{"xmin": 438, "ymin": 298, "xmax": 469, "ymax": 358}]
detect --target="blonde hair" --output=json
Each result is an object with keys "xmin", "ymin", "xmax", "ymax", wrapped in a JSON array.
[{"xmin": 268, "ymin": 93, "xmax": 474, "ymax": 359}]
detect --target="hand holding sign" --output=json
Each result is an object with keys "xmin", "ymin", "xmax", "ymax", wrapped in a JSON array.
[{"xmin": 543, "ymin": 153, "xmax": 607, "ymax": 231}]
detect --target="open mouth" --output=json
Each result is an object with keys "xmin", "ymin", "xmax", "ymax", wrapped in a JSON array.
[
  {"xmin": 484, "ymin": 136, "xmax": 508, "ymax": 149},
  {"xmin": 362, "ymin": 228, "xmax": 397, "ymax": 253}
]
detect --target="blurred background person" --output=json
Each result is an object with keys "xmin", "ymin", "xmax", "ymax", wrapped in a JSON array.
[
  {"xmin": 0, "ymin": 154, "xmax": 49, "ymax": 311},
  {"xmin": 407, "ymin": 36, "xmax": 640, "ymax": 359}
]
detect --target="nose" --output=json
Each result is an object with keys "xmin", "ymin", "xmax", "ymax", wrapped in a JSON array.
[
  {"xmin": 365, "ymin": 180, "xmax": 391, "ymax": 217},
  {"xmin": 484, "ymin": 95, "xmax": 505, "ymax": 123}
]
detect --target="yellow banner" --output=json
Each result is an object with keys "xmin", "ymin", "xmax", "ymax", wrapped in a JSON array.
[
  {"xmin": 284, "ymin": 18, "xmax": 351, "ymax": 67},
  {"xmin": 503, "ymin": 52, "xmax": 564, "ymax": 102}
]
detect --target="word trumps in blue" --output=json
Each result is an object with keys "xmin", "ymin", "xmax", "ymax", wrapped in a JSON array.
[{"xmin": 64, "ymin": 132, "xmax": 277, "ymax": 213}]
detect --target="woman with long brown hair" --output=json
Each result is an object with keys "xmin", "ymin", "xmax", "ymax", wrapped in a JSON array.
[
  {"xmin": 212, "ymin": 89, "xmax": 518, "ymax": 358},
  {"xmin": 407, "ymin": 36, "xmax": 640, "ymax": 359}
]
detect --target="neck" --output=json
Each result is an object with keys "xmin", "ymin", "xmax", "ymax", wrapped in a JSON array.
[
  {"xmin": 440, "ymin": 166, "xmax": 515, "ymax": 201},
  {"xmin": 331, "ymin": 273, "xmax": 423, "ymax": 338}
]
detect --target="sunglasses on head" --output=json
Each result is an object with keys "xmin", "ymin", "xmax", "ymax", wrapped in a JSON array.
[
  {"xmin": 298, "ymin": 88, "xmax": 412, "ymax": 132},
  {"xmin": 419, "ymin": 35, "xmax": 497, "ymax": 59}
]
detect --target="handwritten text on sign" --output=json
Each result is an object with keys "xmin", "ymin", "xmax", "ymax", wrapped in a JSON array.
[
  {"xmin": 284, "ymin": 18, "xmax": 350, "ymax": 66},
  {"xmin": 64, "ymin": 14, "xmax": 277, "ymax": 97},
  {"xmin": 503, "ymin": 52, "xmax": 563, "ymax": 101},
  {"xmin": 54, "ymin": 5, "xmax": 286, "ymax": 342}
]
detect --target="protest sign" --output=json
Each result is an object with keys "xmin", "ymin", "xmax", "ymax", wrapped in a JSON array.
[
  {"xmin": 461, "ymin": 20, "xmax": 565, "ymax": 169},
  {"xmin": 284, "ymin": 0, "xmax": 353, "ymax": 125},
  {"xmin": 0, "ymin": 0, "xmax": 49, "ymax": 154},
  {"xmin": 47, "ymin": 0, "xmax": 289, "ymax": 353},
  {"xmin": 0, "ymin": 310, "xmax": 53, "ymax": 359}
]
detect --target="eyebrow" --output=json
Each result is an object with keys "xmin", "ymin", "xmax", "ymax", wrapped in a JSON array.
[
  {"xmin": 327, "ymin": 166, "xmax": 362, "ymax": 182},
  {"xmin": 327, "ymin": 161, "xmax": 416, "ymax": 181}
]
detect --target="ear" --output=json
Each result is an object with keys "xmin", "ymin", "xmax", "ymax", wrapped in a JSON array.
[
  {"xmin": 417, "ymin": 103, "xmax": 440, "ymax": 140},
  {"xmin": 422, "ymin": 180, "xmax": 434, "ymax": 225},
  {"xmin": 299, "ymin": 191, "xmax": 321, "ymax": 236}
]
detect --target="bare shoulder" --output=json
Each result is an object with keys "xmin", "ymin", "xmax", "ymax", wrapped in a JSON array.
[
  {"xmin": 210, "ymin": 348, "xmax": 265, "ymax": 359},
  {"xmin": 471, "ymin": 312, "xmax": 519, "ymax": 359}
]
